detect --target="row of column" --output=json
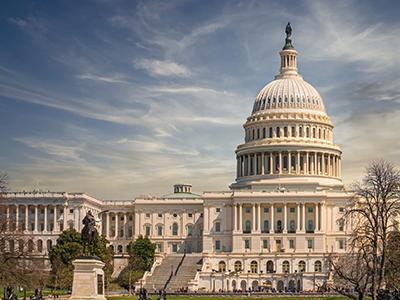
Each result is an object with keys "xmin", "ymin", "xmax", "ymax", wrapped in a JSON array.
[
  {"xmin": 1, "ymin": 203, "xmax": 72, "ymax": 233},
  {"xmin": 231, "ymin": 202, "xmax": 325, "ymax": 233},
  {"xmin": 104, "ymin": 212, "xmax": 134, "ymax": 239},
  {"xmin": 237, "ymin": 151, "xmax": 341, "ymax": 178}
]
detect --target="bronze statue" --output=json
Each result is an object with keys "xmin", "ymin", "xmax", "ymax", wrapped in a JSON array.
[
  {"xmin": 82, "ymin": 210, "xmax": 98, "ymax": 256},
  {"xmin": 138, "ymin": 287, "xmax": 150, "ymax": 300},
  {"xmin": 29, "ymin": 288, "xmax": 42, "ymax": 300},
  {"xmin": 285, "ymin": 22, "xmax": 292, "ymax": 37},
  {"xmin": 5, "ymin": 285, "xmax": 18, "ymax": 300},
  {"xmin": 157, "ymin": 289, "xmax": 167, "ymax": 300}
]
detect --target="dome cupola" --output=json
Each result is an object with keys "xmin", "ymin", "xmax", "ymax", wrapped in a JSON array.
[{"xmin": 231, "ymin": 23, "xmax": 343, "ymax": 191}]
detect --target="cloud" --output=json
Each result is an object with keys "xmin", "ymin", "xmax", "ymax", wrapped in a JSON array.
[
  {"xmin": 133, "ymin": 59, "xmax": 192, "ymax": 77},
  {"xmin": 75, "ymin": 73, "xmax": 131, "ymax": 84}
]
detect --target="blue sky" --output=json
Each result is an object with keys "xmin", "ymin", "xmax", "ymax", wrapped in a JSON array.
[{"xmin": 1, "ymin": 0, "xmax": 400, "ymax": 199}]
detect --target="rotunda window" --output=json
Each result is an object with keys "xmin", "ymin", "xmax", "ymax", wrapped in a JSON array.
[
  {"xmin": 273, "ymin": 97, "xmax": 276, "ymax": 103},
  {"xmin": 312, "ymin": 99, "xmax": 315, "ymax": 104},
  {"xmin": 276, "ymin": 127, "xmax": 280, "ymax": 138},
  {"xmin": 308, "ymin": 98, "xmax": 310, "ymax": 103},
  {"xmin": 313, "ymin": 128, "xmax": 316, "ymax": 138},
  {"xmin": 323, "ymin": 129, "xmax": 326, "ymax": 140},
  {"xmin": 297, "ymin": 97, "xmax": 300, "ymax": 102},
  {"xmin": 268, "ymin": 98, "xmax": 271, "ymax": 104},
  {"xmin": 252, "ymin": 129, "xmax": 255, "ymax": 140},
  {"xmin": 284, "ymin": 126, "xmax": 288, "ymax": 137},
  {"xmin": 306, "ymin": 127, "xmax": 309, "ymax": 138},
  {"xmin": 257, "ymin": 128, "xmax": 260, "ymax": 139},
  {"xmin": 269, "ymin": 127, "xmax": 273, "ymax": 138},
  {"xmin": 318, "ymin": 129, "xmax": 321, "ymax": 139},
  {"xmin": 283, "ymin": 156, "xmax": 288, "ymax": 171},
  {"xmin": 263, "ymin": 128, "xmax": 266, "ymax": 139},
  {"xmin": 303, "ymin": 98, "xmax": 305, "ymax": 103},
  {"xmin": 299, "ymin": 127, "xmax": 302, "ymax": 137},
  {"xmin": 300, "ymin": 156, "xmax": 304, "ymax": 171},
  {"xmin": 279, "ymin": 97, "xmax": 281, "ymax": 102},
  {"xmin": 275, "ymin": 156, "xmax": 279, "ymax": 171},
  {"xmin": 291, "ymin": 126, "xmax": 295, "ymax": 137}
]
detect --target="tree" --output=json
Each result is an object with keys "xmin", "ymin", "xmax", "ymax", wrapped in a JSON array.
[
  {"xmin": 128, "ymin": 235, "xmax": 156, "ymax": 271},
  {"xmin": 49, "ymin": 229, "xmax": 114, "ymax": 288},
  {"xmin": 385, "ymin": 231, "xmax": 400, "ymax": 288},
  {"xmin": 337, "ymin": 160, "xmax": 400, "ymax": 300}
]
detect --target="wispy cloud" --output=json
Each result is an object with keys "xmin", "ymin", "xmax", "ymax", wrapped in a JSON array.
[
  {"xmin": 133, "ymin": 59, "xmax": 192, "ymax": 77},
  {"xmin": 75, "ymin": 73, "xmax": 131, "ymax": 84}
]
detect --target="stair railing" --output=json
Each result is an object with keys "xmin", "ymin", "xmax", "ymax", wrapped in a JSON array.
[{"xmin": 174, "ymin": 250, "xmax": 186, "ymax": 276}]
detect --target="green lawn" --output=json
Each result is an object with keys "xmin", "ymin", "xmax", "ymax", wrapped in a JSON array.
[{"xmin": 107, "ymin": 297, "xmax": 347, "ymax": 300}]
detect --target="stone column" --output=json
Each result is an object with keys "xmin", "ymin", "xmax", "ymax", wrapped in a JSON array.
[
  {"xmin": 63, "ymin": 204, "xmax": 68, "ymax": 231},
  {"xmin": 306, "ymin": 152, "xmax": 309, "ymax": 175},
  {"xmin": 288, "ymin": 151, "xmax": 291, "ymax": 174},
  {"xmin": 233, "ymin": 203, "xmax": 238, "ymax": 231},
  {"xmin": 322, "ymin": 154, "xmax": 326, "ymax": 175},
  {"xmin": 34, "ymin": 205, "xmax": 38, "ymax": 232},
  {"xmin": 279, "ymin": 152, "xmax": 282, "ymax": 174},
  {"xmin": 261, "ymin": 152, "xmax": 265, "ymax": 175},
  {"xmin": 283, "ymin": 203, "xmax": 287, "ymax": 233},
  {"xmin": 252, "ymin": 203, "xmax": 256, "ymax": 231},
  {"xmin": 302, "ymin": 203, "xmax": 306, "ymax": 232},
  {"xmin": 44, "ymin": 205, "xmax": 48, "ymax": 232},
  {"xmin": 204, "ymin": 205, "xmax": 209, "ymax": 232},
  {"xmin": 297, "ymin": 152, "xmax": 300, "ymax": 173},
  {"xmin": 296, "ymin": 203, "xmax": 300, "ymax": 231},
  {"xmin": 106, "ymin": 212, "xmax": 110, "ymax": 238},
  {"xmin": 15, "ymin": 205, "xmax": 19, "ymax": 231},
  {"xmin": 124, "ymin": 213, "xmax": 128, "ymax": 238},
  {"xmin": 239, "ymin": 203, "xmax": 243, "ymax": 232},
  {"xmin": 115, "ymin": 213, "xmax": 119, "ymax": 237},
  {"xmin": 254, "ymin": 154, "xmax": 257, "ymax": 175},
  {"xmin": 315, "ymin": 204, "xmax": 319, "ymax": 231},
  {"xmin": 53, "ymin": 205, "xmax": 57, "ymax": 232},
  {"xmin": 257, "ymin": 203, "xmax": 261, "ymax": 232},
  {"xmin": 247, "ymin": 154, "xmax": 251, "ymax": 176},
  {"xmin": 339, "ymin": 157, "xmax": 341, "ymax": 178},
  {"xmin": 270, "ymin": 203, "xmax": 274, "ymax": 233},
  {"xmin": 25, "ymin": 205, "xmax": 28, "ymax": 232},
  {"xmin": 269, "ymin": 153, "xmax": 273, "ymax": 174},
  {"xmin": 327, "ymin": 155, "xmax": 331, "ymax": 176},
  {"xmin": 237, "ymin": 156, "xmax": 240, "ymax": 178},
  {"xmin": 317, "ymin": 154, "xmax": 320, "ymax": 175}
]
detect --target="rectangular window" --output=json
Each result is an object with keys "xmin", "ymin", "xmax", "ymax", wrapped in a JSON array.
[
  {"xmin": 216, "ymin": 222, "xmax": 221, "ymax": 232},
  {"xmin": 145, "ymin": 226, "xmax": 150, "ymax": 236},
  {"xmin": 246, "ymin": 208, "xmax": 251, "ymax": 213},
  {"xmin": 188, "ymin": 226, "xmax": 192, "ymax": 236},
  {"xmin": 120, "ymin": 229, "xmax": 124, "ymax": 237},
  {"xmin": 40, "ymin": 223, "xmax": 44, "ymax": 231},
  {"xmin": 172, "ymin": 244, "xmax": 177, "ymax": 253},
  {"xmin": 158, "ymin": 213, "xmax": 162, "ymax": 218},
  {"xmin": 264, "ymin": 208, "xmax": 269, "ymax": 213},
  {"xmin": 129, "ymin": 216, "xmax": 133, "ymax": 221},
  {"xmin": 69, "ymin": 223, "xmax": 73, "ymax": 230},
  {"xmin": 145, "ymin": 213, "xmax": 150, "ymax": 218},
  {"xmin": 50, "ymin": 209, "xmax": 54, "ymax": 214},
  {"xmin": 60, "ymin": 209, "xmax": 64, "ymax": 214},
  {"xmin": 31, "ymin": 209, "xmax": 35, "ymax": 214},
  {"xmin": 216, "ymin": 208, "xmax": 221, "ymax": 213},
  {"xmin": 277, "ymin": 208, "xmax": 282, "ymax": 213},
  {"xmin": 50, "ymin": 223, "xmax": 54, "ymax": 231},
  {"xmin": 60, "ymin": 223, "xmax": 64, "ymax": 231},
  {"xmin": 41, "ymin": 209, "xmax": 44, "ymax": 214},
  {"xmin": 215, "ymin": 240, "xmax": 220, "ymax": 250},
  {"xmin": 308, "ymin": 208, "xmax": 313, "ymax": 213},
  {"xmin": 339, "ymin": 207, "xmax": 344, "ymax": 212},
  {"xmin": 69, "ymin": 209, "xmax": 74, "ymax": 214},
  {"xmin": 200, "ymin": 213, "xmax": 203, "ymax": 218},
  {"xmin": 245, "ymin": 240, "xmax": 250, "ymax": 249},
  {"xmin": 308, "ymin": 240, "xmax": 313, "ymax": 249},
  {"xmin": 120, "ymin": 217, "xmax": 124, "ymax": 221},
  {"xmin": 158, "ymin": 226, "xmax": 162, "ymax": 236},
  {"xmin": 31, "ymin": 223, "xmax": 35, "ymax": 231},
  {"xmin": 289, "ymin": 240, "xmax": 294, "ymax": 249},
  {"xmin": 157, "ymin": 244, "xmax": 162, "ymax": 252},
  {"xmin": 188, "ymin": 213, "xmax": 193, "ymax": 218},
  {"xmin": 339, "ymin": 222, "xmax": 344, "ymax": 231},
  {"xmin": 263, "ymin": 240, "xmax": 268, "ymax": 249},
  {"xmin": 290, "ymin": 207, "xmax": 295, "ymax": 213},
  {"xmin": 339, "ymin": 240, "xmax": 344, "ymax": 249}
]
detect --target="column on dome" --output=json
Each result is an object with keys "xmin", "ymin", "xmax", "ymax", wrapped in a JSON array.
[
  {"xmin": 252, "ymin": 203, "xmax": 256, "ymax": 231},
  {"xmin": 34, "ymin": 205, "xmax": 38, "ymax": 232},
  {"xmin": 317, "ymin": 153, "xmax": 321, "ymax": 175},
  {"xmin": 270, "ymin": 203, "xmax": 275, "ymax": 233},
  {"xmin": 306, "ymin": 152, "xmax": 309, "ymax": 175},
  {"xmin": 105, "ymin": 212, "xmax": 110, "ymax": 238},
  {"xmin": 315, "ymin": 203, "xmax": 319, "ymax": 231},
  {"xmin": 296, "ymin": 152, "xmax": 300, "ymax": 174},
  {"xmin": 124, "ymin": 212, "xmax": 128, "ymax": 238},
  {"xmin": 53, "ymin": 205, "xmax": 57, "ymax": 232},
  {"xmin": 63, "ymin": 204, "xmax": 67, "ymax": 231},
  {"xmin": 269, "ymin": 153, "xmax": 273, "ymax": 175},
  {"xmin": 236, "ymin": 156, "xmax": 240, "ymax": 178},
  {"xmin": 283, "ymin": 203, "xmax": 287, "ymax": 233},
  {"xmin": 339, "ymin": 157, "xmax": 342, "ymax": 178},
  {"xmin": 261, "ymin": 152, "xmax": 265, "ymax": 175},
  {"xmin": 247, "ymin": 154, "xmax": 251, "ymax": 176},
  {"xmin": 279, "ymin": 152, "xmax": 282, "ymax": 174},
  {"xmin": 257, "ymin": 203, "xmax": 261, "ymax": 232},
  {"xmin": 288, "ymin": 151, "xmax": 291, "ymax": 174},
  {"xmin": 253, "ymin": 153, "xmax": 257, "ymax": 175},
  {"xmin": 296, "ymin": 203, "xmax": 300, "ymax": 231}
]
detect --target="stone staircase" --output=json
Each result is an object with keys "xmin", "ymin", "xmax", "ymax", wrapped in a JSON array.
[
  {"xmin": 144, "ymin": 255, "xmax": 183, "ymax": 291},
  {"xmin": 166, "ymin": 254, "xmax": 203, "ymax": 292}
]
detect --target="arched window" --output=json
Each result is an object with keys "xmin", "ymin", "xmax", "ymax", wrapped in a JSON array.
[
  {"xmin": 250, "ymin": 261, "xmax": 258, "ymax": 273},
  {"xmin": 323, "ymin": 129, "xmax": 326, "ymax": 140},
  {"xmin": 218, "ymin": 261, "xmax": 226, "ymax": 272},
  {"xmin": 299, "ymin": 127, "xmax": 302, "ymax": 137},
  {"xmin": 308, "ymin": 220, "xmax": 314, "ymax": 232},
  {"xmin": 283, "ymin": 156, "xmax": 288, "ymax": 171},
  {"xmin": 257, "ymin": 128, "xmax": 260, "ymax": 139},
  {"xmin": 264, "ymin": 220, "xmax": 269, "ymax": 232},
  {"xmin": 282, "ymin": 261, "xmax": 290, "ymax": 273},
  {"xmin": 306, "ymin": 127, "xmax": 309, "ymax": 137},
  {"xmin": 277, "ymin": 220, "xmax": 282, "ymax": 232},
  {"xmin": 284, "ymin": 127, "xmax": 288, "ymax": 137},
  {"xmin": 339, "ymin": 221, "xmax": 344, "ymax": 231},
  {"xmin": 118, "ymin": 245, "xmax": 123, "ymax": 253},
  {"xmin": 313, "ymin": 128, "xmax": 316, "ymax": 138},
  {"xmin": 245, "ymin": 220, "xmax": 251, "ymax": 232},
  {"xmin": 234, "ymin": 261, "xmax": 242, "ymax": 272},
  {"xmin": 290, "ymin": 220, "xmax": 295, "ymax": 231},
  {"xmin": 298, "ymin": 261, "xmax": 306, "ymax": 273},
  {"xmin": 252, "ymin": 129, "xmax": 255, "ymax": 140},
  {"xmin": 276, "ymin": 127, "xmax": 280, "ymax": 138},
  {"xmin": 47, "ymin": 240, "xmax": 52, "ymax": 251},
  {"xmin": 300, "ymin": 156, "xmax": 303, "ymax": 171},
  {"xmin": 314, "ymin": 260, "xmax": 322, "ymax": 272},
  {"xmin": 269, "ymin": 127, "xmax": 273, "ymax": 138},
  {"xmin": 37, "ymin": 240, "xmax": 43, "ymax": 253},
  {"xmin": 291, "ymin": 126, "xmax": 295, "ymax": 137},
  {"xmin": 172, "ymin": 223, "xmax": 178, "ymax": 236},
  {"xmin": 263, "ymin": 128, "xmax": 266, "ymax": 138},
  {"xmin": 318, "ymin": 129, "xmax": 321, "ymax": 139},
  {"xmin": 267, "ymin": 260, "xmax": 274, "ymax": 273}
]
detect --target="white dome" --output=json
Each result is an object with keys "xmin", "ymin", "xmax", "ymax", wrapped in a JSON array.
[{"xmin": 252, "ymin": 77, "xmax": 326, "ymax": 114}]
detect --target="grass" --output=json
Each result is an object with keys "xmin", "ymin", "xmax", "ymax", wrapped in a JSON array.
[{"xmin": 107, "ymin": 297, "xmax": 347, "ymax": 300}]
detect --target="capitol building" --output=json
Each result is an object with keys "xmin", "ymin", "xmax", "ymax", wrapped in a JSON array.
[{"xmin": 3, "ymin": 28, "xmax": 351, "ymax": 292}]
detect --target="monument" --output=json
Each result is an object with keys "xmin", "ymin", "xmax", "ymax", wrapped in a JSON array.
[{"xmin": 69, "ymin": 211, "xmax": 106, "ymax": 300}]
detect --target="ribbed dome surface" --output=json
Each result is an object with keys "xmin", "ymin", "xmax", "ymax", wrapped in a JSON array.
[{"xmin": 252, "ymin": 77, "xmax": 326, "ymax": 114}]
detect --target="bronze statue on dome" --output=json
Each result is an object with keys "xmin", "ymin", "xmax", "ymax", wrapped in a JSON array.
[{"xmin": 285, "ymin": 22, "xmax": 292, "ymax": 38}]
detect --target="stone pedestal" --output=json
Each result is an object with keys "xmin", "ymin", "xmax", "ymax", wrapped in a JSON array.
[{"xmin": 69, "ymin": 258, "xmax": 107, "ymax": 300}]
